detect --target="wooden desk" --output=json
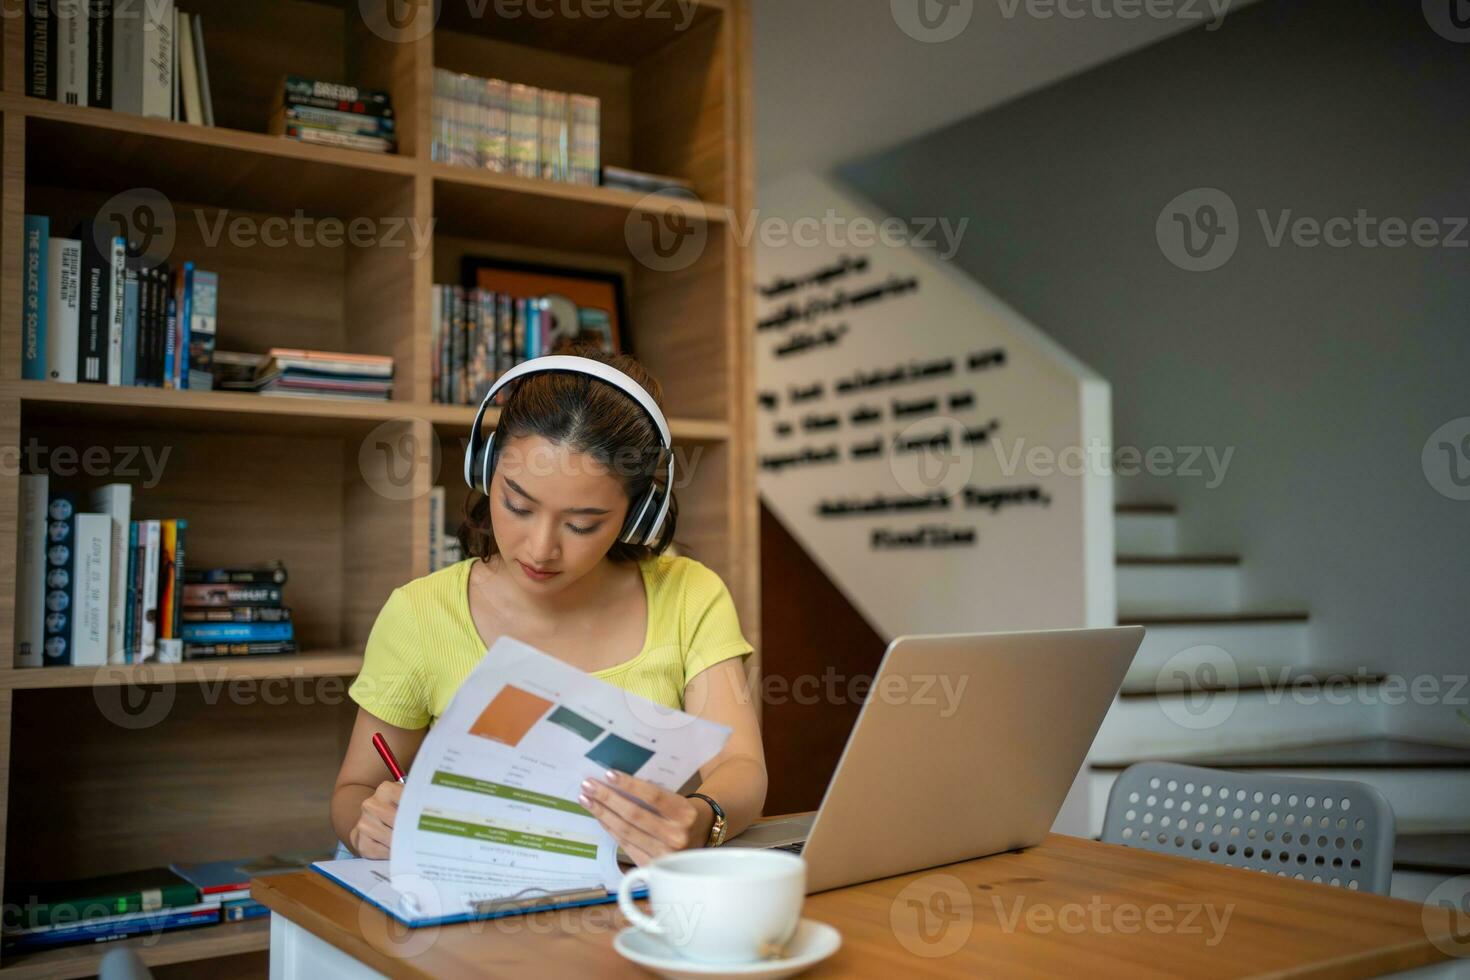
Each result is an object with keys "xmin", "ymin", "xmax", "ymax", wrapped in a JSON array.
[{"xmin": 253, "ymin": 833, "xmax": 1466, "ymax": 978}]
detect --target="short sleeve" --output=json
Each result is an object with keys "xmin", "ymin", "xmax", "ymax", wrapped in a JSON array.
[
  {"xmin": 349, "ymin": 587, "xmax": 433, "ymax": 729},
  {"xmin": 680, "ymin": 562, "xmax": 754, "ymax": 685}
]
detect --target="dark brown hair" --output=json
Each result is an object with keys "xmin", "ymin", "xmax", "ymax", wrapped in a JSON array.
[{"xmin": 459, "ymin": 345, "xmax": 677, "ymax": 564}]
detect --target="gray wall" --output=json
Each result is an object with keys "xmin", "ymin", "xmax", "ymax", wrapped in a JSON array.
[{"xmin": 838, "ymin": 0, "xmax": 1470, "ymax": 683}]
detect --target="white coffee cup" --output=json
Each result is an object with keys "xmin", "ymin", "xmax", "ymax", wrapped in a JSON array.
[{"xmin": 616, "ymin": 849, "xmax": 805, "ymax": 964}]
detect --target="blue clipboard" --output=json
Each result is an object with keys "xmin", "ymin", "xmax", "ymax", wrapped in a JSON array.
[{"xmin": 311, "ymin": 860, "xmax": 646, "ymax": 928}]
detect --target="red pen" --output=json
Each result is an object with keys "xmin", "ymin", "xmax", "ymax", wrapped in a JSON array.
[{"xmin": 372, "ymin": 732, "xmax": 407, "ymax": 784}]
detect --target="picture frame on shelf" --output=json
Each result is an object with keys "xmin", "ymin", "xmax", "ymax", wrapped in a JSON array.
[{"xmin": 460, "ymin": 255, "xmax": 627, "ymax": 355}]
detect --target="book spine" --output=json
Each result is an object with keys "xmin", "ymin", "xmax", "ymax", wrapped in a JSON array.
[
  {"xmin": 177, "ymin": 263, "xmax": 193, "ymax": 389},
  {"xmin": 283, "ymin": 75, "xmax": 391, "ymax": 108},
  {"xmin": 124, "ymin": 520, "xmax": 137, "ymax": 663},
  {"xmin": 508, "ymin": 83, "xmax": 539, "ymax": 178},
  {"xmin": 181, "ymin": 584, "xmax": 282, "ymax": 607},
  {"xmin": 569, "ymin": 94, "xmax": 600, "ymax": 186},
  {"xmin": 42, "ymin": 493, "xmax": 77, "ymax": 666},
  {"xmin": 162, "ymin": 270, "xmax": 177, "ymax": 388},
  {"xmin": 107, "ymin": 236, "xmax": 125, "ymax": 385},
  {"xmin": 183, "ymin": 565, "xmax": 286, "ymax": 586},
  {"xmin": 157, "ymin": 519, "xmax": 177, "ymax": 641},
  {"xmin": 22, "ymin": 216, "xmax": 49, "ymax": 380},
  {"xmin": 182, "ymin": 640, "xmax": 296, "ymax": 659},
  {"xmin": 187, "ymin": 268, "xmax": 217, "ymax": 389},
  {"xmin": 280, "ymin": 105, "xmax": 396, "ymax": 136},
  {"xmin": 26, "ymin": 0, "xmax": 56, "ymax": 100},
  {"xmin": 74, "ymin": 226, "xmax": 110, "ymax": 383},
  {"xmin": 430, "ymin": 284, "xmax": 442, "ymax": 402},
  {"xmin": 128, "ymin": 519, "xmax": 146, "ymax": 661},
  {"xmin": 171, "ymin": 519, "xmax": 186, "ymax": 639},
  {"xmin": 71, "ymin": 513, "xmax": 110, "ymax": 667},
  {"xmin": 428, "ymin": 485, "xmax": 444, "ymax": 571},
  {"xmin": 86, "ymin": 484, "xmax": 131, "ymax": 664},
  {"xmin": 55, "ymin": 0, "xmax": 88, "ymax": 106},
  {"xmin": 538, "ymin": 89, "xmax": 567, "ymax": 182},
  {"xmin": 181, "ymin": 606, "xmax": 291, "ymax": 623},
  {"xmin": 192, "ymin": 12, "xmax": 214, "ymax": 126},
  {"xmin": 120, "ymin": 266, "xmax": 139, "ymax": 386},
  {"xmin": 282, "ymin": 124, "xmax": 392, "ymax": 153},
  {"xmin": 46, "ymin": 238, "xmax": 81, "ymax": 383},
  {"xmin": 110, "ymin": 0, "xmax": 140, "ymax": 112},
  {"xmin": 497, "ymin": 293, "xmax": 512, "ymax": 384},
  {"xmin": 481, "ymin": 77, "xmax": 508, "ymax": 173},
  {"xmin": 180, "ymin": 622, "xmax": 293, "ymax": 643},
  {"xmin": 450, "ymin": 287, "xmax": 464, "ymax": 405},
  {"xmin": 177, "ymin": 10, "xmax": 199, "ymax": 124},
  {"xmin": 14, "ymin": 475, "xmax": 49, "ymax": 667},
  {"xmin": 141, "ymin": 0, "xmax": 172, "ymax": 120},
  {"xmin": 222, "ymin": 900, "xmax": 269, "ymax": 922},
  {"xmin": 140, "ymin": 519, "xmax": 159, "ymax": 660},
  {"xmin": 88, "ymin": 0, "xmax": 112, "ymax": 108}
]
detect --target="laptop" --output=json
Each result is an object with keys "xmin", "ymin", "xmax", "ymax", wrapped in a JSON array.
[{"xmin": 728, "ymin": 626, "xmax": 1144, "ymax": 893}]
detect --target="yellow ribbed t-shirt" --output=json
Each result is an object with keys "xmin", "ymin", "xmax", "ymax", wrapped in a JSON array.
[{"xmin": 349, "ymin": 554, "xmax": 753, "ymax": 729}]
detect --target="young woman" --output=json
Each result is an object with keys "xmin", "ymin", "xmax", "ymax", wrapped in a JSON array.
[{"xmin": 331, "ymin": 348, "xmax": 765, "ymax": 866}]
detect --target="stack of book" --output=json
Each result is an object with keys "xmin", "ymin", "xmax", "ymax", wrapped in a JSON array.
[
  {"xmin": 430, "ymin": 286, "xmax": 615, "ymax": 406},
  {"xmin": 270, "ymin": 76, "xmax": 396, "ymax": 154},
  {"xmin": 182, "ymin": 562, "xmax": 295, "ymax": 659},
  {"xmin": 21, "ymin": 215, "xmax": 219, "ymax": 389},
  {"xmin": 427, "ymin": 486, "xmax": 463, "ymax": 573},
  {"xmin": 216, "ymin": 348, "xmax": 394, "ymax": 401},
  {"xmin": 430, "ymin": 68, "xmax": 599, "ymax": 184},
  {"xmin": 169, "ymin": 859, "xmax": 271, "ymax": 923},
  {"xmin": 14, "ymin": 477, "xmax": 190, "ymax": 668},
  {"xmin": 25, "ymin": 0, "xmax": 215, "ymax": 125},
  {"xmin": 2, "ymin": 867, "xmax": 216, "ymax": 953}
]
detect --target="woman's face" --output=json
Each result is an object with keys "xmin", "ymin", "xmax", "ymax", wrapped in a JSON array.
[{"xmin": 488, "ymin": 434, "xmax": 632, "ymax": 594}]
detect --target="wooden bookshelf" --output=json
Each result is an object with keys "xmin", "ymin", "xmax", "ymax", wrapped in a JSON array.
[{"xmin": 0, "ymin": 1, "xmax": 756, "ymax": 975}]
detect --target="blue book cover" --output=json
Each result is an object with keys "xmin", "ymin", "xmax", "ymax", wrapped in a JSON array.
[
  {"xmin": 178, "ymin": 263, "xmax": 193, "ymax": 390},
  {"xmin": 2, "ymin": 904, "xmax": 219, "ymax": 951},
  {"xmin": 162, "ymin": 282, "xmax": 177, "ymax": 389},
  {"xmin": 120, "ymin": 266, "xmax": 139, "ymax": 387},
  {"xmin": 22, "ymin": 216, "xmax": 48, "ymax": 380},
  {"xmin": 180, "ymin": 621, "xmax": 295, "ymax": 643},
  {"xmin": 169, "ymin": 859, "xmax": 248, "ymax": 894},
  {"xmin": 222, "ymin": 898, "xmax": 269, "ymax": 922},
  {"xmin": 42, "ymin": 493, "xmax": 78, "ymax": 667}
]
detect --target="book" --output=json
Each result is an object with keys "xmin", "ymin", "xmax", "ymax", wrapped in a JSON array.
[
  {"xmin": 87, "ymin": 0, "xmax": 111, "ymax": 109},
  {"xmin": 120, "ymin": 263, "xmax": 139, "ymax": 386},
  {"xmin": 71, "ymin": 512, "xmax": 110, "ymax": 667},
  {"xmin": 428, "ymin": 485, "xmax": 444, "ymax": 571},
  {"xmin": 282, "ymin": 75, "xmax": 391, "ymax": 110},
  {"xmin": 26, "ymin": 0, "xmax": 56, "ymax": 100},
  {"xmin": 175, "ymin": 263, "xmax": 193, "ymax": 388},
  {"xmin": 184, "ymin": 561, "xmax": 287, "ymax": 586},
  {"xmin": 601, "ymin": 165, "xmax": 694, "ymax": 194},
  {"xmin": 177, "ymin": 9, "xmax": 200, "ymax": 124},
  {"xmin": 14, "ymin": 476, "xmax": 48, "ymax": 668},
  {"xmin": 124, "ymin": 520, "xmax": 138, "ymax": 662},
  {"xmin": 284, "ymin": 91, "xmax": 394, "ymax": 118},
  {"xmin": 508, "ymin": 82, "xmax": 540, "ymax": 178},
  {"xmin": 46, "ymin": 237, "xmax": 81, "ymax": 383},
  {"xmin": 162, "ymin": 268, "xmax": 177, "ymax": 387},
  {"xmin": 182, "ymin": 584, "xmax": 282, "ymax": 607},
  {"xmin": 3, "ymin": 867, "xmax": 200, "ymax": 931},
  {"xmin": 2, "ymin": 903, "xmax": 218, "ymax": 951},
  {"xmin": 87, "ymin": 484, "xmax": 132, "ymax": 665},
  {"xmin": 273, "ymin": 104, "xmax": 395, "ymax": 137},
  {"xmin": 106, "ymin": 235, "xmax": 125, "ymax": 385},
  {"xmin": 191, "ymin": 12, "xmax": 214, "ymax": 126},
  {"xmin": 55, "ymin": 0, "xmax": 87, "ymax": 106},
  {"xmin": 180, "ymin": 622, "xmax": 294, "ymax": 644},
  {"xmin": 168, "ymin": 859, "xmax": 248, "ymax": 897},
  {"xmin": 72, "ymin": 224, "xmax": 114, "ymax": 384},
  {"xmin": 143, "ymin": 0, "xmax": 173, "ymax": 119},
  {"xmin": 181, "ymin": 606, "xmax": 292, "ymax": 623},
  {"xmin": 222, "ymin": 898, "xmax": 269, "ymax": 922},
  {"xmin": 139, "ymin": 519, "xmax": 160, "ymax": 661},
  {"xmin": 42, "ymin": 492, "xmax": 77, "ymax": 666},
  {"xmin": 157, "ymin": 519, "xmax": 178, "ymax": 644},
  {"xmin": 538, "ymin": 89, "xmax": 568, "ymax": 182},
  {"xmin": 282, "ymin": 123, "xmax": 393, "ymax": 154},
  {"xmin": 183, "ymin": 640, "xmax": 297, "ymax": 658},
  {"xmin": 22, "ymin": 216, "xmax": 48, "ymax": 380},
  {"xmin": 479, "ymin": 77, "xmax": 509, "ymax": 172},
  {"xmin": 568, "ymin": 94, "xmax": 600, "ymax": 186}
]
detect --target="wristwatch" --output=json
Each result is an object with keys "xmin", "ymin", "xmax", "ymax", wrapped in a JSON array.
[{"xmin": 688, "ymin": 792, "xmax": 727, "ymax": 847}]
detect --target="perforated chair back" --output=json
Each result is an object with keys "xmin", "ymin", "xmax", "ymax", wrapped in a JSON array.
[{"xmin": 1101, "ymin": 761, "xmax": 1396, "ymax": 894}]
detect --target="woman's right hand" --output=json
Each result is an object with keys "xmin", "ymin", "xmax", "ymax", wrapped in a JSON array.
[{"xmin": 351, "ymin": 781, "xmax": 403, "ymax": 859}]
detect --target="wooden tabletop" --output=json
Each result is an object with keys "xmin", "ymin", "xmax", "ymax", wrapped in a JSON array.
[{"xmin": 253, "ymin": 833, "xmax": 1466, "ymax": 978}]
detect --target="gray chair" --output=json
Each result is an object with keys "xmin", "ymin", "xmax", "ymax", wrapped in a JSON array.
[
  {"xmin": 1101, "ymin": 761, "xmax": 1396, "ymax": 894},
  {"xmin": 98, "ymin": 948, "xmax": 153, "ymax": 980}
]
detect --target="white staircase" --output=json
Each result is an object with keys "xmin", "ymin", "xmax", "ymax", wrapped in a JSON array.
[{"xmin": 1092, "ymin": 503, "xmax": 1470, "ymax": 909}]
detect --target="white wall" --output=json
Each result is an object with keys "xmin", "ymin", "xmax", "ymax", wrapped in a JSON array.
[{"xmin": 755, "ymin": 172, "xmax": 1113, "ymax": 639}]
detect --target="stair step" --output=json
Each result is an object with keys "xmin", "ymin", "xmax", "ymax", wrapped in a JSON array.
[
  {"xmin": 1121, "ymin": 611, "xmax": 1310, "ymax": 625},
  {"xmin": 1117, "ymin": 562, "xmax": 1242, "ymax": 615},
  {"xmin": 1395, "ymin": 833, "xmax": 1470, "ymax": 874},
  {"xmin": 1117, "ymin": 669, "xmax": 1384, "ymax": 698},
  {"xmin": 1092, "ymin": 738, "xmax": 1470, "ymax": 771},
  {"xmin": 1115, "ymin": 510, "xmax": 1180, "ymax": 556},
  {"xmin": 1116, "ymin": 503, "xmax": 1177, "ymax": 515},
  {"xmin": 1122, "ymin": 617, "xmax": 1313, "ymax": 687}
]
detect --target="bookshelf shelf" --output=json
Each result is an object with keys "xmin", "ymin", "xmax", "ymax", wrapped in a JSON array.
[
  {"xmin": 0, "ymin": 916, "xmax": 269, "ymax": 980},
  {"xmin": 0, "ymin": 2, "xmax": 756, "ymax": 975},
  {"xmin": 0, "ymin": 650, "xmax": 364, "ymax": 691},
  {"xmin": 430, "ymin": 162, "xmax": 726, "ymax": 252}
]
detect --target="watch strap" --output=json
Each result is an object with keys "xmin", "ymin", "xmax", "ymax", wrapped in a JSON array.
[{"xmin": 688, "ymin": 792, "xmax": 727, "ymax": 847}]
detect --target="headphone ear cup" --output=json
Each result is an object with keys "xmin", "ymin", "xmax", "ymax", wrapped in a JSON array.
[
  {"xmin": 478, "ymin": 432, "xmax": 497, "ymax": 495},
  {"xmin": 619, "ymin": 488, "xmax": 654, "ymax": 545}
]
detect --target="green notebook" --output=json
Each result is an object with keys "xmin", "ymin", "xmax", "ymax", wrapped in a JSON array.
[{"xmin": 3, "ymin": 868, "xmax": 200, "ymax": 931}]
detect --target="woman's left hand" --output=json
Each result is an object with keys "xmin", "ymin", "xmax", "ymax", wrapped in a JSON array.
[{"xmin": 579, "ymin": 770, "xmax": 712, "ymax": 865}]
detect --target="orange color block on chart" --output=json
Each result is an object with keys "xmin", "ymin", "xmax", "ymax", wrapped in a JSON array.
[{"xmin": 469, "ymin": 685, "xmax": 555, "ymax": 747}]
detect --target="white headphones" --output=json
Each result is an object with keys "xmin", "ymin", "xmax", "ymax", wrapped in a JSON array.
[{"xmin": 463, "ymin": 355, "xmax": 676, "ymax": 547}]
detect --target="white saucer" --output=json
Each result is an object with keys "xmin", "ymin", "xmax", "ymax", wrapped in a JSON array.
[{"xmin": 613, "ymin": 919, "xmax": 841, "ymax": 979}]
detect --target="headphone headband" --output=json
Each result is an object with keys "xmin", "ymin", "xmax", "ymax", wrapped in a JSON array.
[{"xmin": 463, "ymin": 355, "xmax": 675, "ymax": 546}]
